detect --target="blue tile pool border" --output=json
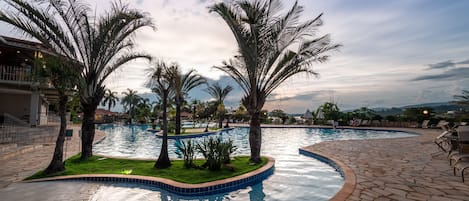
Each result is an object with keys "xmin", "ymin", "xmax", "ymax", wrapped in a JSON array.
[
  {"xmin": 299, "ymin": 148, "xmax": 345, "ymax": 178},
  {"xmin": 26, "ymin": 156, "xmax": 275, "ymax": 196}
]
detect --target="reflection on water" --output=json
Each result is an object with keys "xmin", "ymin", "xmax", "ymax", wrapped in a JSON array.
[{"xmin": 93, "ymin": 126, "xmax": 416, "ymax": 201}]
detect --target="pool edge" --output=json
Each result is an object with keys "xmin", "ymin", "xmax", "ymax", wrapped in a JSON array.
[{"xmin": 299, "ymin": 147, "xmax": 356, "ymax": 201}]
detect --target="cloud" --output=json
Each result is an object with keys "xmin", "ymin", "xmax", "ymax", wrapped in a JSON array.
[
  {"xmin": 457, "ymin": 59, "xmax": 469, "ymax": 64},
  {"xmin": 413, "ymin": 67, "xmax": 469, "ymax": 81},
  {"xmin": 427, "ymin": 60, "xmax": 455, "ymax": 69}
]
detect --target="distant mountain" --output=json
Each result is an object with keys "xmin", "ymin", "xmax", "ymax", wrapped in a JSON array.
[
  {"xmin": 401, "ymin": 102, "xmax": 452, "ymax": 108},
  {"xmin": 371, "ymin": 102, "xmax": 466, "ymax": 117}
]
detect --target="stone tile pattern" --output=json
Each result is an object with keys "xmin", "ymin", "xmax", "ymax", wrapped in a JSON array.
[
  {"xmin": 0, "ymin": 125, "xmax": 106, "ymax": 188},
  {"xmin": 303, "ymin": 127, "xmax": 469, "ymax": 201}
]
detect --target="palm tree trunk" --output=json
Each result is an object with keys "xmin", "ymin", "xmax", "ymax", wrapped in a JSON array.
[
  {"xmin": 218, "ymin": 114, "xmax": 223, "ymax": 129},
  {"xmin": 44, "ymin": 94, "xmax": 68, "ymax": 174},
  {"xmin": 155, "ymin": 91, "xmax": 171, "ymax": 168},
  {"xmin": 175, "ymin": 98, "xmax": 181, "ymax": 135},
  {"xmin": 81, "ymin": 105, "xmax": 97, "ymax": 160},
  {"xmin": 249, "ymin": 112, "xmax": 262, "ymax": 163}
]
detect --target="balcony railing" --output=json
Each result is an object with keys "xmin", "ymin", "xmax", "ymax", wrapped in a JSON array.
[{"xmin": 0, "ymin": 65, "xmax": 33, "ymax": 82}]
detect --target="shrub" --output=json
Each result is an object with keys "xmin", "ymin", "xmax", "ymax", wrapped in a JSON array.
[
  {"xmin": 175, "ymin": 140, "xmax": 197, "ymax": 168},
  {"xmin": 196, "ymin": 137, "xmax": 237, "ymax": 171}
]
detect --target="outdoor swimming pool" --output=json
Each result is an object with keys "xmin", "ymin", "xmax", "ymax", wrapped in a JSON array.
[{"xmin": 93, "ymin": 125, "xmax": 417, "ymax": 201}]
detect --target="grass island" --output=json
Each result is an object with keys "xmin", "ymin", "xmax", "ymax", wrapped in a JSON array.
[{"xmin": 27, "ymin": 154, "xmax": 268, "ymax": 184}]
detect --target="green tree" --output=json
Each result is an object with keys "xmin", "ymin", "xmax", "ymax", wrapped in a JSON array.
[
  {"xmin": 270, "ymin": 109, "xmax": 288, "ymax": 124},
  {"xmin": 36, "ymin": 57, "xmax": 78, "ymax": 174},
  {"xmin": 101, "ymin": 89, "xmax": 119, "ymax": 112},
  {"xmin": 146, "ymin": 60, "xmax": 175, "ymax": 168},
  {"xmin": 121, "ymin": 89, "xmax": 142, "ymax": 123},
  {"xmin": 170, "ymin": 66, "xmax": 206, "ymax": 135},
  {"xmin": 135, "ymin": 98, "xmax": 152, "ymax": 123},
  {"xmin": 0, "ymin": 0, "xmax": 154, "ymax": 160},
  {"xmin": 210, "ymin": 0, "xmax": 340, "ymax": 163},
  {"xmin": 205, "ymin": 83, "xmax": 234, "ymax": 128}
]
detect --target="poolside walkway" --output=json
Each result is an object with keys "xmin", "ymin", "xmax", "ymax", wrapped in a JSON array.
[
  {"xmin": 0, "ymin": 125, "xmax": 106, "ymax": 188},
  {"xmin": 303, "ymin": 127, "xmax": 469, "ymax": 201}
]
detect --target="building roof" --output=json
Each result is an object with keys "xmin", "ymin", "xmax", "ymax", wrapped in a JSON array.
[
  {"xmin": 0, "ymin": 35, "xmax": 55, "ymax": 55},
  {"xmin": 95, "ymin": 109, "xmax": 120, "ymax": 116}
]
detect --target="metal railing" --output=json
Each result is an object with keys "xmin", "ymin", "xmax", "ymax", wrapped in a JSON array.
[
  {"xmin": 1, "ymin": 113, "xmax": 57, "ymax": 145},
  {"xmin": 0, "ymin": 65, "xmax": 33, "ymax": 82}
]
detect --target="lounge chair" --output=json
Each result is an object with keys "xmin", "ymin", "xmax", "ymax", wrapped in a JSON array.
[
  {"xmin": 453, "ymin": 161, "xmax": 469, "ymax": 182},
  {"xmin": 434, "ymin": 122, "xmax": 452, "ymax": 152},
  {"xmin": 421, "ymin": 120, "xmax": 430, "ymax": 128},
  {"xmin": 449, "ymin": 126, "xmax": 469, "ymax": 166},
  {"xmin": 432, "ymin": 120, "xmax": 448, "ymax": 129}
]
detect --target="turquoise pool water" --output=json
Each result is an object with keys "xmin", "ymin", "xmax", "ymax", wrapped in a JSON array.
[{"xmin": 93, "ymin": 125, "xmax": 416, "ymax": 201}]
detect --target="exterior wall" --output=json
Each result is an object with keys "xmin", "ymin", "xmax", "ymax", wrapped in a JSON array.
[
  {"xmin": 0, "ymin": 92, "xmax": 31, "ymax": 121},
  {"xmin": 39, "ymin": 99, "xmax": 48, "ymax": 125}
]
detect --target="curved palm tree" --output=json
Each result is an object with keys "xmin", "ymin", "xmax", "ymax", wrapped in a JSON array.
[
  {"xmin": 121, "ymin": 89, "xmax": 141, "ymax": 123},
  {"xmin": 145, "ymin": 60, "xmax": 175, "ymax": 168},
  {"xmin": 0, "ymin": 0, "xmax": 154, "ymax": 160},
  {"xmin": 101, "ymin": 89, "xmax": 119, "ymax": 111},
  {"xmin": 37, "ymin": 57, "xmax": 78, "ymax": 174},
  {"xmin": 205, "ymin": 82, "xmax": 233, "ymax": 128},
  {"xmin": 210, "ymin": 0, "xmax": 340, "ymax": 163},
  {"xmin": 170, "ymin": 67, "xmax": 206, "ymax": 135}
]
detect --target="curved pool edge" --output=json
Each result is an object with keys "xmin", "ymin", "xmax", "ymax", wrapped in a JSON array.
[
  {"xmin": 25, "ymin": 156, "xmax": 275, "ymax": 196},
  {"xmin": 299, "ymin": 148, "xmax": 356, "ymax": 201}
]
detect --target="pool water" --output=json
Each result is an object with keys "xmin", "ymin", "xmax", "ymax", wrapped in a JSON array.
[{"xmin": 93, "ymin": 125, "xmax": 416, "ymax": 201}]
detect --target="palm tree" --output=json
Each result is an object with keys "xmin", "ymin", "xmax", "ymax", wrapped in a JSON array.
[
  {"xmin": 0, "ymin": 0, "xmax": 154, "ymax": 160},
  {"xmin": 101, "ymin": 89, "xmax": 119, "ymax": 111},
  {"xmin": 121, "ymin": 89, "xmax": 141, "ymax": 123},
  {"xmin": 170, "ymin": 67, "xmax": 206, "ymax": 135},
  {"xmin": 146, "ymin": 60, "xmax": 175, "ymax": 168},
  {"xmin": 210, "ymin": 0, "xmax": 340, "ymax": 163},
  {"xmin": 454, "ymin": 90, "xmax": 469, "ymax": 107},
  {"xmin": 317, "ymin": 102, "xmax": 340, "ymax": 121},
  {"xmin": 205, "ymin": 82, "xmax": 233, "ymax": 128},
  {"xmin": 37, "ymin": 57, "xmax": 78, "ymax": 174}
]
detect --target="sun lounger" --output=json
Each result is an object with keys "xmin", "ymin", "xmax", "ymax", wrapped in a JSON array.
[
  {"xmin": 453, "ymin": 160, "xmax": 469, "ymax": 182},
  {"xmin": 449, "ymin": 126, "xmax": 469, "ymax": 165},
  {"xmin": 434, "ymin": 129, "xmax": 452, "ymax": 152},
  {"xmin": 421, "ymin": 120, "xmax": 430, "ymax": 128}
]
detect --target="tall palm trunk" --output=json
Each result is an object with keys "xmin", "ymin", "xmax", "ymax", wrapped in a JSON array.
[
  {"xmin": 218, "ymin": 114, "xmax": 223, "ymax": 129},
  {"xmin": 81, "ymin": 104, "xmax": 97, "ymax": 160},
  {"xmin": 249, "ymin": 112, "xmax": 262, "ymax": 163},
  {"xmin": 175, "ymin": 97, "xmax": 181, "ymax": 135},
  {"xmin": 155, "ymin": 92, "xmax": 171, "ymax": 168},
  {"xmin": 44, "ymin": 94, "xmax": 68, "ymax": 174}
]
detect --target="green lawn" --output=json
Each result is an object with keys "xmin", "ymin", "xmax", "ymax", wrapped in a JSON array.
[{"xmin": 27, "ymin": 155, "xmax": 267, "ymax": 184}]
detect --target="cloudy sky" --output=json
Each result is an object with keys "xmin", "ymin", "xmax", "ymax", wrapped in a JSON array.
[{"xmin": 1, "ymin": 0, "xmax": 469, "ymax": 113}]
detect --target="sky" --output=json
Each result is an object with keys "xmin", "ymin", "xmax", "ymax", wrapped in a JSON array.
[{"xmin": 1, "ymin": 0, "xmax": 469, "ymax": 113}]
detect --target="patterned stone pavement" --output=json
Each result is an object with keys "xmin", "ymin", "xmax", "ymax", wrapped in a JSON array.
[
  {"xmin": 303, "ymin": 127, "xmax": 469, "ymax": 201},
  {"xmin": 0, "ymin": 125, "xmax": 106, "ymax": 188}
]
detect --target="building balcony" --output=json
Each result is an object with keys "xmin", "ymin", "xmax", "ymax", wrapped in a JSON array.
[{"xmin": 0, "ymin": 65, "xmax": 33, "ymax": 84}]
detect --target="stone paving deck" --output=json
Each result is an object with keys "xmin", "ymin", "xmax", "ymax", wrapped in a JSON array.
[
  {"xmin": 303, "ymin": 127, "xmax": 469, "ymax": 201},
  {"xmin": 0, "ymin": 125, "xmax": 106, "ymax": 188}
]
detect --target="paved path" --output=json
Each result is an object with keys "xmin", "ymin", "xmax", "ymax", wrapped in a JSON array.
[
  {"xmin": 303, "ymin": 127, "xmax": 469, "ymax": 201},
  {"xmin": 0, "ymin": 125, "xmax": 106, "ymax": 188}
]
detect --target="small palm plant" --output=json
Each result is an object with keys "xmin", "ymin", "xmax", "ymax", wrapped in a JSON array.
[{"xmin": 175, "ymin": 140, "xmax": 197, "ymax": 168}]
